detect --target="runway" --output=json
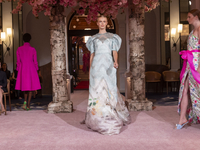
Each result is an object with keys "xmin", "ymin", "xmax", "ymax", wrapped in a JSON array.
[{"xmin": 1, "ymin": 91, "xmax": 200, "ymax": 150}]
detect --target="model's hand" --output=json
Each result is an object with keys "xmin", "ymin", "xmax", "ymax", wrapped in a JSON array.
[{"xmin": 114, "ymin": 62, "xmax": 118, "ymax": 69}]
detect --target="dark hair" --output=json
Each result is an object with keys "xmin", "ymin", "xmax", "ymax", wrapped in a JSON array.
[
  {"xmin": 23, "ymin": 33, "xmax": 32, "ymax": 42},
  {"xmin": 2, "ymin": 63, "xmax": 7, "ymax": 71},
  {"xmin": 189, "ymin": 9, "xmax": 200, "ymax": 20}
]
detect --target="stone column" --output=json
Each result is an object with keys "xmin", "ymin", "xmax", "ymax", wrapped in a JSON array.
[
  {"xmin": 126, "ymin": 1, "xmax": 152, "ymax": 111},
  {"xmin": 48, "ymin": 5, "xmax": 73, "ymax": 113}
]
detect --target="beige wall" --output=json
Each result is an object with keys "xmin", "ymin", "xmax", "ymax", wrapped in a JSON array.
[
  {"xmin": 117, "ymin": 13, "xmax": 127, "ymax": 92},
  {"xmin": 23, "ymin": 4, "xmax": 51, "ymax": 67},
  {"xmin": 160, "ymin": 1, "xmax": 169, "ymax": 65},
  {"xmin": 145, "ymin": 8, "xmax": 159, "ymax": 64},
  {"xmin": 191, "ymin": 0, "xmax": 200, "ymax": 9},
  {"xmin": 170, "ymin": 0, "xmax": 180, "ymax": 71},
  {"xmin": 2, "ymin": 2, "xmax": 13, "ymax": 72}
]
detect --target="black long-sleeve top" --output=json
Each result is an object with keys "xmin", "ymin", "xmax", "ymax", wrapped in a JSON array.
[
  {"xmin": 1, "ymin": 69, "xmax": 11, "ymax": 79},
  {"xmin": 0, "ymin": 70, "xmax": 7, "ymax": 92}
]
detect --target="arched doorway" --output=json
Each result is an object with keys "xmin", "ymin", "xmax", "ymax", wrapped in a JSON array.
[{"xmin": 68, "ymin": 14, "xmax": 116, "ymax": 92}]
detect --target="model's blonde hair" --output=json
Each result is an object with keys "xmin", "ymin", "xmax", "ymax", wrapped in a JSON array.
[{"xmin": 97, "ymin": 15, "xmax": 108, "ymax": 21}]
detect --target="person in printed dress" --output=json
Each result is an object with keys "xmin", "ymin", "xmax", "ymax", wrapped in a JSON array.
[
  {"xmin": 82, "ymin": 15, "xmax": 131, "ymax": 135},
  {"xmin": 177, "ymin": 9, "xmax": 200, "ymax": 129}
]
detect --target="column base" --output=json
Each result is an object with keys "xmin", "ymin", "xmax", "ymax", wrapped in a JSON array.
[
  {"xmin": 48, "ymin": 100, "xmax": 73, "ymax": 113},
  {"xmin": 125, "ymin": 98, "xmax": 153, "ymax": 111}
]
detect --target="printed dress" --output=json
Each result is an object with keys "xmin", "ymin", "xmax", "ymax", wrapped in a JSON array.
[
  {"xmin": 178, "ymin": 31, "xmax": 200, "ymax": 123},
  {"xmin": 85, "ymin": 32, "xmax": 131, "ymax": 135}
]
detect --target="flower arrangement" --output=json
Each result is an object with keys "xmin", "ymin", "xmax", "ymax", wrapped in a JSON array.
[{"xmin": 1, "ymin": 0, "xmax": 169, "ymax": 23}]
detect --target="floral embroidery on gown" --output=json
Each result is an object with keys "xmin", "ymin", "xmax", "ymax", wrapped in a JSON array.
[
  {"xmin": 178, "ymin": 31, "xmax": 200, "ymax": 123},
  {"xmin": 85, "ymin": 32, "xmax": 131, "ymax": 135}
]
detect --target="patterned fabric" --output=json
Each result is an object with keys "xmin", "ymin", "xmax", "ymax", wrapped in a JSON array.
[
  {"xmin": 85, "ymin": 32, "xmax": 131, "ymax": 135},
  {"xmin": 178, "ymin": 31, "xmax": 200, "ymax": 123}
]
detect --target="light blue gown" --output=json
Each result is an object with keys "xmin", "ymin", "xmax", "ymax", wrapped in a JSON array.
[{"xmin": 85, "ymin": 32, "xmax": 131, "ymax": 135}]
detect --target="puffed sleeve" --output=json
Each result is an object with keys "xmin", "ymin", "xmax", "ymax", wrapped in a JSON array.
[
  {"xmin": 86, "ymin": 37, "xmax": 95, "ymax": 54},
  {"xmin": 111, "ymin": 34, "xmax": 122, "ymax": 52}
]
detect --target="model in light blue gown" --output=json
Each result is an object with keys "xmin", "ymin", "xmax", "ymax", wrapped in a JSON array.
[{"xmin": 85, "ymin": 32, "xmax": 131, "ymax": 135}]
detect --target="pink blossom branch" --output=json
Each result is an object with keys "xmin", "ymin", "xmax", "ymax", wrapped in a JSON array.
[{"xmin": 1, "ymin": 0, "xmax": 169, "ymax": 23}]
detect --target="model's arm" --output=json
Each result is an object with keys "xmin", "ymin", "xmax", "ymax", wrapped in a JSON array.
[
  {"xmin": 8, "ymin": 70, "xmax": 11, "ymax": 80},
  {"xmin": 113, "ymin": 51, "xmax": 118, "ymax": 69},
  {"xmin": 12, "ymin": 72, "xmax": 15, "ymax": 80},
  {"xmin": 89, "ymin": 53, "xmax": 94, "ymax": 78}
]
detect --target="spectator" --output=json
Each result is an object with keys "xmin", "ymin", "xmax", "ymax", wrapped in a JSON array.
[
  {"xmin": 1, "ymin": 63, "xmax": 11, "ymax": 79},
  {"xmin": 11, "ymin": 67, "xmax": 22, "ymax": 99},
  {"xmin": 0, "ymin": 62, "xmax": 7, "ymax": 115}
]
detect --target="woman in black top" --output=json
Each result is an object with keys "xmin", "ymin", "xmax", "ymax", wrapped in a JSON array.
[
  {"xmin": 0, "ymin": 63, "xmax": 7, "ymax": 114},
  {"xmin": 2, "ymin": 63, "xmax": 11, "ymax": 79}
]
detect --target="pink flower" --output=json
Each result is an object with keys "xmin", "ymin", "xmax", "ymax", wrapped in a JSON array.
[
  {"xmin": 79, "ymin": 1, "xmax": 88, "ymax": 8},
  {"xmin": 44, "ymin": 8, "xmax": 52, "ymax": 16},
  {"xmin": 77, "ymin": 9, "xmax": 85, "ymax": 15},
  {"xmin": 69, "ymin": 0, "xmax": 77, "ymax": 7},
  {"xmin": 121, "ymin": 0, "xmax": 127, "ymax": 4},
  {"xmin": 118, "ymin": 2, "xmax": 122, "ymax": 5},
  {"xmin": 151, "ymin": 3, "xmax": 157, "ymax": 9},
  {"xmin": 144, "ymin": 6, "xmax": 149, "ymax": 12},
  {"xmin": 132, "ymin": 0, "xmax": 140, "ymax": 5}
]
